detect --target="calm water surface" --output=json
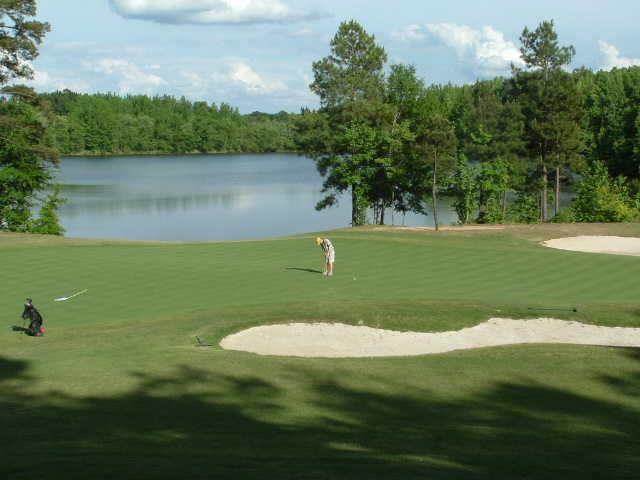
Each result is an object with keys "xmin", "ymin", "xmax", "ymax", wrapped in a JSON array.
[{"xmin": 58, "ymin": 154, "xmax": 456, "ymax": 241}]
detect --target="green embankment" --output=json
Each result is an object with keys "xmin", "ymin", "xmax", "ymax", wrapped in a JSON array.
[{"xmin": 1, "ymin": 225, "xmax": 639, "ymax": 479}]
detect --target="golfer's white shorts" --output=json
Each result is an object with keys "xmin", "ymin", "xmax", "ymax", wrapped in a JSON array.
[{"xmin": 327, "ymin": 248, "xmax": 335, "ymax": 263}]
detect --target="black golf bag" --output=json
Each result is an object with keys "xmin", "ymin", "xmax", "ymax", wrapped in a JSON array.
[{"xmin": 22, "ymin": 300, "xmax": 44, "ymax": 337}]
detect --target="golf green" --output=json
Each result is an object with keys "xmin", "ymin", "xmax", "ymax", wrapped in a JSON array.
[{"xmin": 1, "ymin": 224, "xmax": 640, "ymax": 479}]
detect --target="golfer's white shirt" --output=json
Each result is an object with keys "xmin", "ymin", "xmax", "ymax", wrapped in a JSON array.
[{"xmin": 322, "ymin": 239, "xmax": 335, "ymax": 263}]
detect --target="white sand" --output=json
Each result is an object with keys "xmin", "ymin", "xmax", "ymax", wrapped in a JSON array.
[
  {"xmin": 219, "ymin": 318, "xmax": 640, "ymax": 358},
  {"xmin": 543, "ymin": 236, "xmax": 640, "ymax": 256}
]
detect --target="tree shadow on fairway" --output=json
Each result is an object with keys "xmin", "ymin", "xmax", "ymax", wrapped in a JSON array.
[
  {"xmin": 286, "ymin": 267, "xmax": 324, "ymax": 274},
  {"xmin": 0, "ymin": 356, "xmax": 30, "ymax": 382},
  {"xmin": 598, "ymin": 348, "xmax": 640, "ymax": 398},
  {"xmin": 0, "ymin": 355, "xmax": 639, "ymax": 479}
]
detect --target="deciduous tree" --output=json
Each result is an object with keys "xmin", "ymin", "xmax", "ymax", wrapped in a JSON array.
[{"xmin": 416, "ymin": 114, "xmax": 457, "ymax": 231}]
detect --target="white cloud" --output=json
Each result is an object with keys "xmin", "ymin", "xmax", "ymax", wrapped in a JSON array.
[
  {"xmin": 17, "ymin": 64, "xmax": 90, "ymax": 93},
  {"xmin": 391, "ymin": 24, "xmax": 427, "ymax": 43},
  {"xmin": 92, "ymin": 58, "xmax": 166, "ymax": 93},
  {"xmin": 180, "ymin": 59, "xmax": 288, "ymax": 95},
  {"xmin": 180, "ymin": 71, "xmax": 215, "ymax": 95},
  {"xmin": 171, "ymin": 60, "xmax": 315, "ymax": 112},
  {"xmin": 393, "ymin": 23, "xmax": 524, "ymax": 76},
  {"xmin": 228, "ymin": 62, "xmax": 286, "ymax": 93},
  {"xmin": 181, "ymin": 71, "xmax": 206, "ymax": 88},
  {"xmin": 55, "ymin": 41, "xmax": 87, "ymax": 50},
  {"xmin": 109, "ymin": 0, "xmax": 324, "ymax": 25},
  {"xmin": 178, "ymin": 61, "xmax": 288, "ymax": 98},
  {"xmin": 427, "ymin": 23, "xmax": 524, "ymax": 75},
  {"xmin": 288, "ymin": 27, "xmax": 314, "ymax": 37},
  {"xmin": 599, "ymin": 41, "xmax": 640, "ymax": 70},
  {"xmin": 30, "ymin": 70, "xmax": 90, "ymax": 92}
]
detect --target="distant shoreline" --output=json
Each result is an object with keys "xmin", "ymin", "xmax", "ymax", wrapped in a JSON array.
[{"xmin": 62, "ymin": 150, "xmax": 299, "ymax": 158}]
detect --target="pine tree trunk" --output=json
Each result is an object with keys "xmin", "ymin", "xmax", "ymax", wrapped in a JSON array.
[
  {"xmin": 502, "ymin": 190, "xmax": 507, "ymax": 219},
  {"xmin": 555, "ymin": 165, "xmax": 560, "ymax": 217},
  {"xmin": 432, "ymin": 154, "xmax": 439, "ymax": 231},
  {"xmin": 539, "ymin": 192, "xmax": 543, "ymax": 221},
  {"xmin": 351, "ymin": 187, "xmax": 358, "ymax": 226},
  {"xmin": 379, "ymin": 203, "xmax": 385, "ymax": 225},
  {"xmin": 391, "ymin": 190, "xmax": 395, "ymax": 226},
  {"xmin": 542, "ymin": 163, "xmax": 548, "ymax": 222}
]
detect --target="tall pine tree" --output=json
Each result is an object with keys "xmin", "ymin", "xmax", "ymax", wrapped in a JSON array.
[
  {"xmin": 511, "ymin": 20, "xmax": 580, "ymax": 221},
  {"xmin": 0, "ymin": 1, "xmax": 62, "ymax": 234}
]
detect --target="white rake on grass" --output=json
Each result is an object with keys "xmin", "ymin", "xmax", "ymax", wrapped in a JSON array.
[{"xmin": 54, "ymin": 289, "xmax": 88, "ymax": 302}]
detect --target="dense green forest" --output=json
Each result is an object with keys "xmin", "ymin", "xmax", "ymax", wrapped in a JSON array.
[
  {"xmin": 34, "ymin": 63, "xmax": 640, "ymax": 184},
  {"xmin": 40, "ymin": 91, "xmax": 296, "ymax": 155},
  {"xmin": 35, "ymin": 64, "xmax": 640, "ymax": 179},
  {"xmin": 296, "ymin": 20, "xmax": 640, "ymax": 227}
]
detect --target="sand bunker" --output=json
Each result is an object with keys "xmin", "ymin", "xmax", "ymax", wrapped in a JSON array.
[
  {"xmin": 543, "ymin": 236, "xmax": 640, "ymax": 256},
  {"xmin": 219, "ymin": 319, "xmax": 640, "ymax": 358}
]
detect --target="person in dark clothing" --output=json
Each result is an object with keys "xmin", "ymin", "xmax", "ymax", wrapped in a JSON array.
[{"xmin": 21, "ymin": 298, "xmax": 44, "ymax": 337}]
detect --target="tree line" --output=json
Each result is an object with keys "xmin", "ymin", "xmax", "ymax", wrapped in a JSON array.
[
  {"xmin": 1, "ymin": 1, "xmax": 640, "ymax": 235},
  {"xmin": 40, "ymin": 91, "xmax": 296, "ymax": 155},
  {"xmin": 296, "ymin": 20, "xmax": 640, "ymax": 228}
]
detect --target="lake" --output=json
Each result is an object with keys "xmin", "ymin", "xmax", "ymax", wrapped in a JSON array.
[{"xmin": 57, "ymin": 154, "xmax": 458, "ymax": 241}]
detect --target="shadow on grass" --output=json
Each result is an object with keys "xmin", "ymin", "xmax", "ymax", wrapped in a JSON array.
[
  {"xmin": 286, "ymin": 267, "xmax": 323, "ymax": 274},
  {"xmin": 0, "ymin": 356, "xmax": 29, "ymax": 381},
  {"xmin": 1, "ymin": 354, "xmax": 639, "ymax": 479},
  {"xmin": 598, "ymin": 348, "xmax": 640, "ymax": 398}
]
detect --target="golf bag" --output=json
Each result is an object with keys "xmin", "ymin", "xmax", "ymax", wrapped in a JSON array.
[{"xmin": 22, "ymin": 300, "xmax": 45, "ymax": 337}]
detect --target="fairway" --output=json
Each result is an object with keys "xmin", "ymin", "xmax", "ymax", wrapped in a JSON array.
[{"xmin": 2, "ymin": 224, "xmax": 640, "ymax": 479}]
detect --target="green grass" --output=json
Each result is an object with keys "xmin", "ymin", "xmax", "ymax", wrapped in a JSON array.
[{"xmin": 2, "ymin": 224, "xmax": 640, "ymax": 479}]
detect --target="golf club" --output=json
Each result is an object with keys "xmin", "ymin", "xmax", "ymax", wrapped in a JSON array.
[
  {"xmin": 527, "ymin": 307, "xmax": 578, "ymax": 313},
  {"xmin": 54, "ymin": 289, "xmax": 88, "ymax": 302},
  {"xmin": 195, "ymin": 336, "xmax": 212, "ymax": 347}
]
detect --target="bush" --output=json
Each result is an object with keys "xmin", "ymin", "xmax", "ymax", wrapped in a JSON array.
[
  {"xmin": 551, "ymin": 208, "xmax": 576, "ymax": 223},
  {"xmin": 477, "ymin": 159, "xmax": 510, "ymax": 224},
  {"xmin": 571, "ymin": 160, "xmax": 638, "ymax": 222},
  {"xmin": 481, "ymin": 195, "xmax": 506, "ymax": 223},
  {"xmin": 448, "ymin": 158, "xmax": 479, "ymax": 225},
  {"xmin": 31, "ymin": 188, "xmax": 65, "ymax": 236},
  {"xmin": 509, "ymin": 192, "xmax": 539, "ymax": 223}
]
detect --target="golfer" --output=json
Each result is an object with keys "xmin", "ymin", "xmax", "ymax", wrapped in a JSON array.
[{"xmin": 316, "ymin": 237, "xmax": 335, "ymax": 276}]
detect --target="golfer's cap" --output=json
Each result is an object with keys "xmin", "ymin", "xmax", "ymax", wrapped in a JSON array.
[{"xmin": 315, "ymin": 237, "xmax": 322, "ymax": 246}]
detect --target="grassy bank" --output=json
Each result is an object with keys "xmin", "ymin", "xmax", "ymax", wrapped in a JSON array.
[{"xmin": 2, "ymin": 224, "xmax": 640, "ymax": 479}]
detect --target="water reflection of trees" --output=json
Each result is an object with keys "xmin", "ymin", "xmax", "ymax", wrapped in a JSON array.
[
  {"xmin": 58, "ymin": 184, "xmax": 462, "ymax": 234},
  {"xmin": 60, "ymin": 190, "xmax": 256, "ymax": 217},
  {"xmin": 59, "ymin": 181, "xmax": 340, "ymax": 218}
]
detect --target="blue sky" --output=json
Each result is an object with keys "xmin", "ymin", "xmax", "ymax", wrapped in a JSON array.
[{"xmin": 26, "ymin": 0, "xmax": 640, "ymax": 113}]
